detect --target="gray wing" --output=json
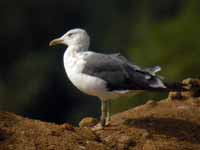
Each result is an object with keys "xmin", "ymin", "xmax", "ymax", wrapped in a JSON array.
[{"xmin": 82, "ymin": 52, "xmax": 166, "ymax": 91}]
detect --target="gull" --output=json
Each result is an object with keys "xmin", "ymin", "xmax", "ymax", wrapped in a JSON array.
[{"xmin": 49, "ymin": 28, "xmax": 184, "ymax": 129}]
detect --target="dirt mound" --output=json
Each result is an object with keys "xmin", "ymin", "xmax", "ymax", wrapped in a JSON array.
[{"xmin": 1, "ymin": 79, "xmax": 200, "ymax": 150}]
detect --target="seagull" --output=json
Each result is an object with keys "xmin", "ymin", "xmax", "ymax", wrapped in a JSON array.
[{"xmin": 49, "ymin": 28, "xmax": 185, "ymax": 129}]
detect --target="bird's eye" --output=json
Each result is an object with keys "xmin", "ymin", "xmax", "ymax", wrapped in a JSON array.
[{"xmin": 68, "ymin": 33, "xmax": 73, "ymax": 37}]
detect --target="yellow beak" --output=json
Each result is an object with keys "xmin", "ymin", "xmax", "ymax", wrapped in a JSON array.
[{"xmin": 49, "ymin": 38, "xmax": 64, "ymax": 46}]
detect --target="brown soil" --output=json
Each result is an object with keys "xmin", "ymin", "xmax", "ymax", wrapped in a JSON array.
[{"xmin": 1, "ymin": 79, "xmax": 200, "ymax": 150}]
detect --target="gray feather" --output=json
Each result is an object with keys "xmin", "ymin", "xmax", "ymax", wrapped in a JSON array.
[{"xmin": 82, "ymin": 52, "xmax": 166, "ymax": 91}]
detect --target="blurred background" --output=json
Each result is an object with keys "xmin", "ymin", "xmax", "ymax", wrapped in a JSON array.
[{"xmin": 0, "ymin": 0, "xmax": 199, "ymax": 125}]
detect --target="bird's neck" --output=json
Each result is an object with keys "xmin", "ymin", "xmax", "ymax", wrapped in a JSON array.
[
  {"xmin": 68, "ymin": 45, "xmax": 88, "ymax": 52},
  {"xmin": 65, "ymin": 45, "xmax": 88, "ymax": 57}
]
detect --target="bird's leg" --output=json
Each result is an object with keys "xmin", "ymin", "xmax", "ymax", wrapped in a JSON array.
[
  {"xmin": 106, "ymin": 100, "xmax": 111, "ymax": 126},
  {"xmin": 100, "ymin": 100, "xmax": 107, "ymax": 127},
  {"xmin": 91, "ymin": 100, "xmax": 107, "ymax": 131}
]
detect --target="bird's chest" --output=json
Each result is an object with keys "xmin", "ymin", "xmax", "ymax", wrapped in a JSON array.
[
  {"xmin": 63, "ymin": 52, "xmax": 106, "ymax": 96},
  {"xmin": 64, "ymin": 54, "xmax": 85, "ymax": 87}
]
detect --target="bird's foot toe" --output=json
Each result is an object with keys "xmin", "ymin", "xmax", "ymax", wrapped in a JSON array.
[
  {"xmin": 105, "ymin": 120, "xmax": 111, "ymax": 126},
  {"xmin": 91, "ymin": 123, "xmax": 104, "ymax": 131}
]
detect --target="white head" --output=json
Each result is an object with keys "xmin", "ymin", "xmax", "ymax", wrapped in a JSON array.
[{"xmin": 49, "ymin": 28, "xmax": 90, "ymax": 50}]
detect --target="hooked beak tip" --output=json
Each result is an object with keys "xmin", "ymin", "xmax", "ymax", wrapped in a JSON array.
[
  {"xmin": 49, "ymin": 38, "xmax": 64, "ymax": 47},
  {"xmin": 49, "ymin": 41, "xmax": 54, "ymax": 46}
]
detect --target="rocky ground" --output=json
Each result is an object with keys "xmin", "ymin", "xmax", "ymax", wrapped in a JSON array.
[{"xmin": 0, "ymin": 78, "xmax": 200, "ymax": 150}]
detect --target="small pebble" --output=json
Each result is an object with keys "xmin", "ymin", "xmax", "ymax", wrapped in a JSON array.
[
  {"xmin": 146, "ymin": 100, "xmax": 157, "ymax": 107},
  {"xmin": 168, "ymin": 91, "xmax": 183, "ymax": 100},
  {"xmin": 79, "ymin": 117, "xmax": 98, "ymax": 128}
]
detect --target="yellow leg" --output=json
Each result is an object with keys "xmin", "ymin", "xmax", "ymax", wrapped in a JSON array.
[
  {"xmin": 100, "ymin": 100, "xmax": 106, "ymax": 126},
  {"xmin": 106, "ymin": 101, "xmax": 111, "ymax": 125}
]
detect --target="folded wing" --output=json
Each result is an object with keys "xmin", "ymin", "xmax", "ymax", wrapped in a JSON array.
[{"xmin": 82, "ymin": 52, "xmax": 166, "ymax": 91}]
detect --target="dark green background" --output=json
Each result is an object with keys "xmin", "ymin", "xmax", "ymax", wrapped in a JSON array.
[{"xmin": 0, "ymin": 0, "xmax": 199, "ymax": 125}]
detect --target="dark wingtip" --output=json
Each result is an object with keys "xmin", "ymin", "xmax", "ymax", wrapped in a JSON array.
[{"xmin": 164, "ymin": 82, "xmax": 188, "ymax": 91}]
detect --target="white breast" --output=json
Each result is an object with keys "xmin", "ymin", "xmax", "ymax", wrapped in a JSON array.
[{"xmin": 63, "ymin": 50, "xmax": 108, "ymax": 97}]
